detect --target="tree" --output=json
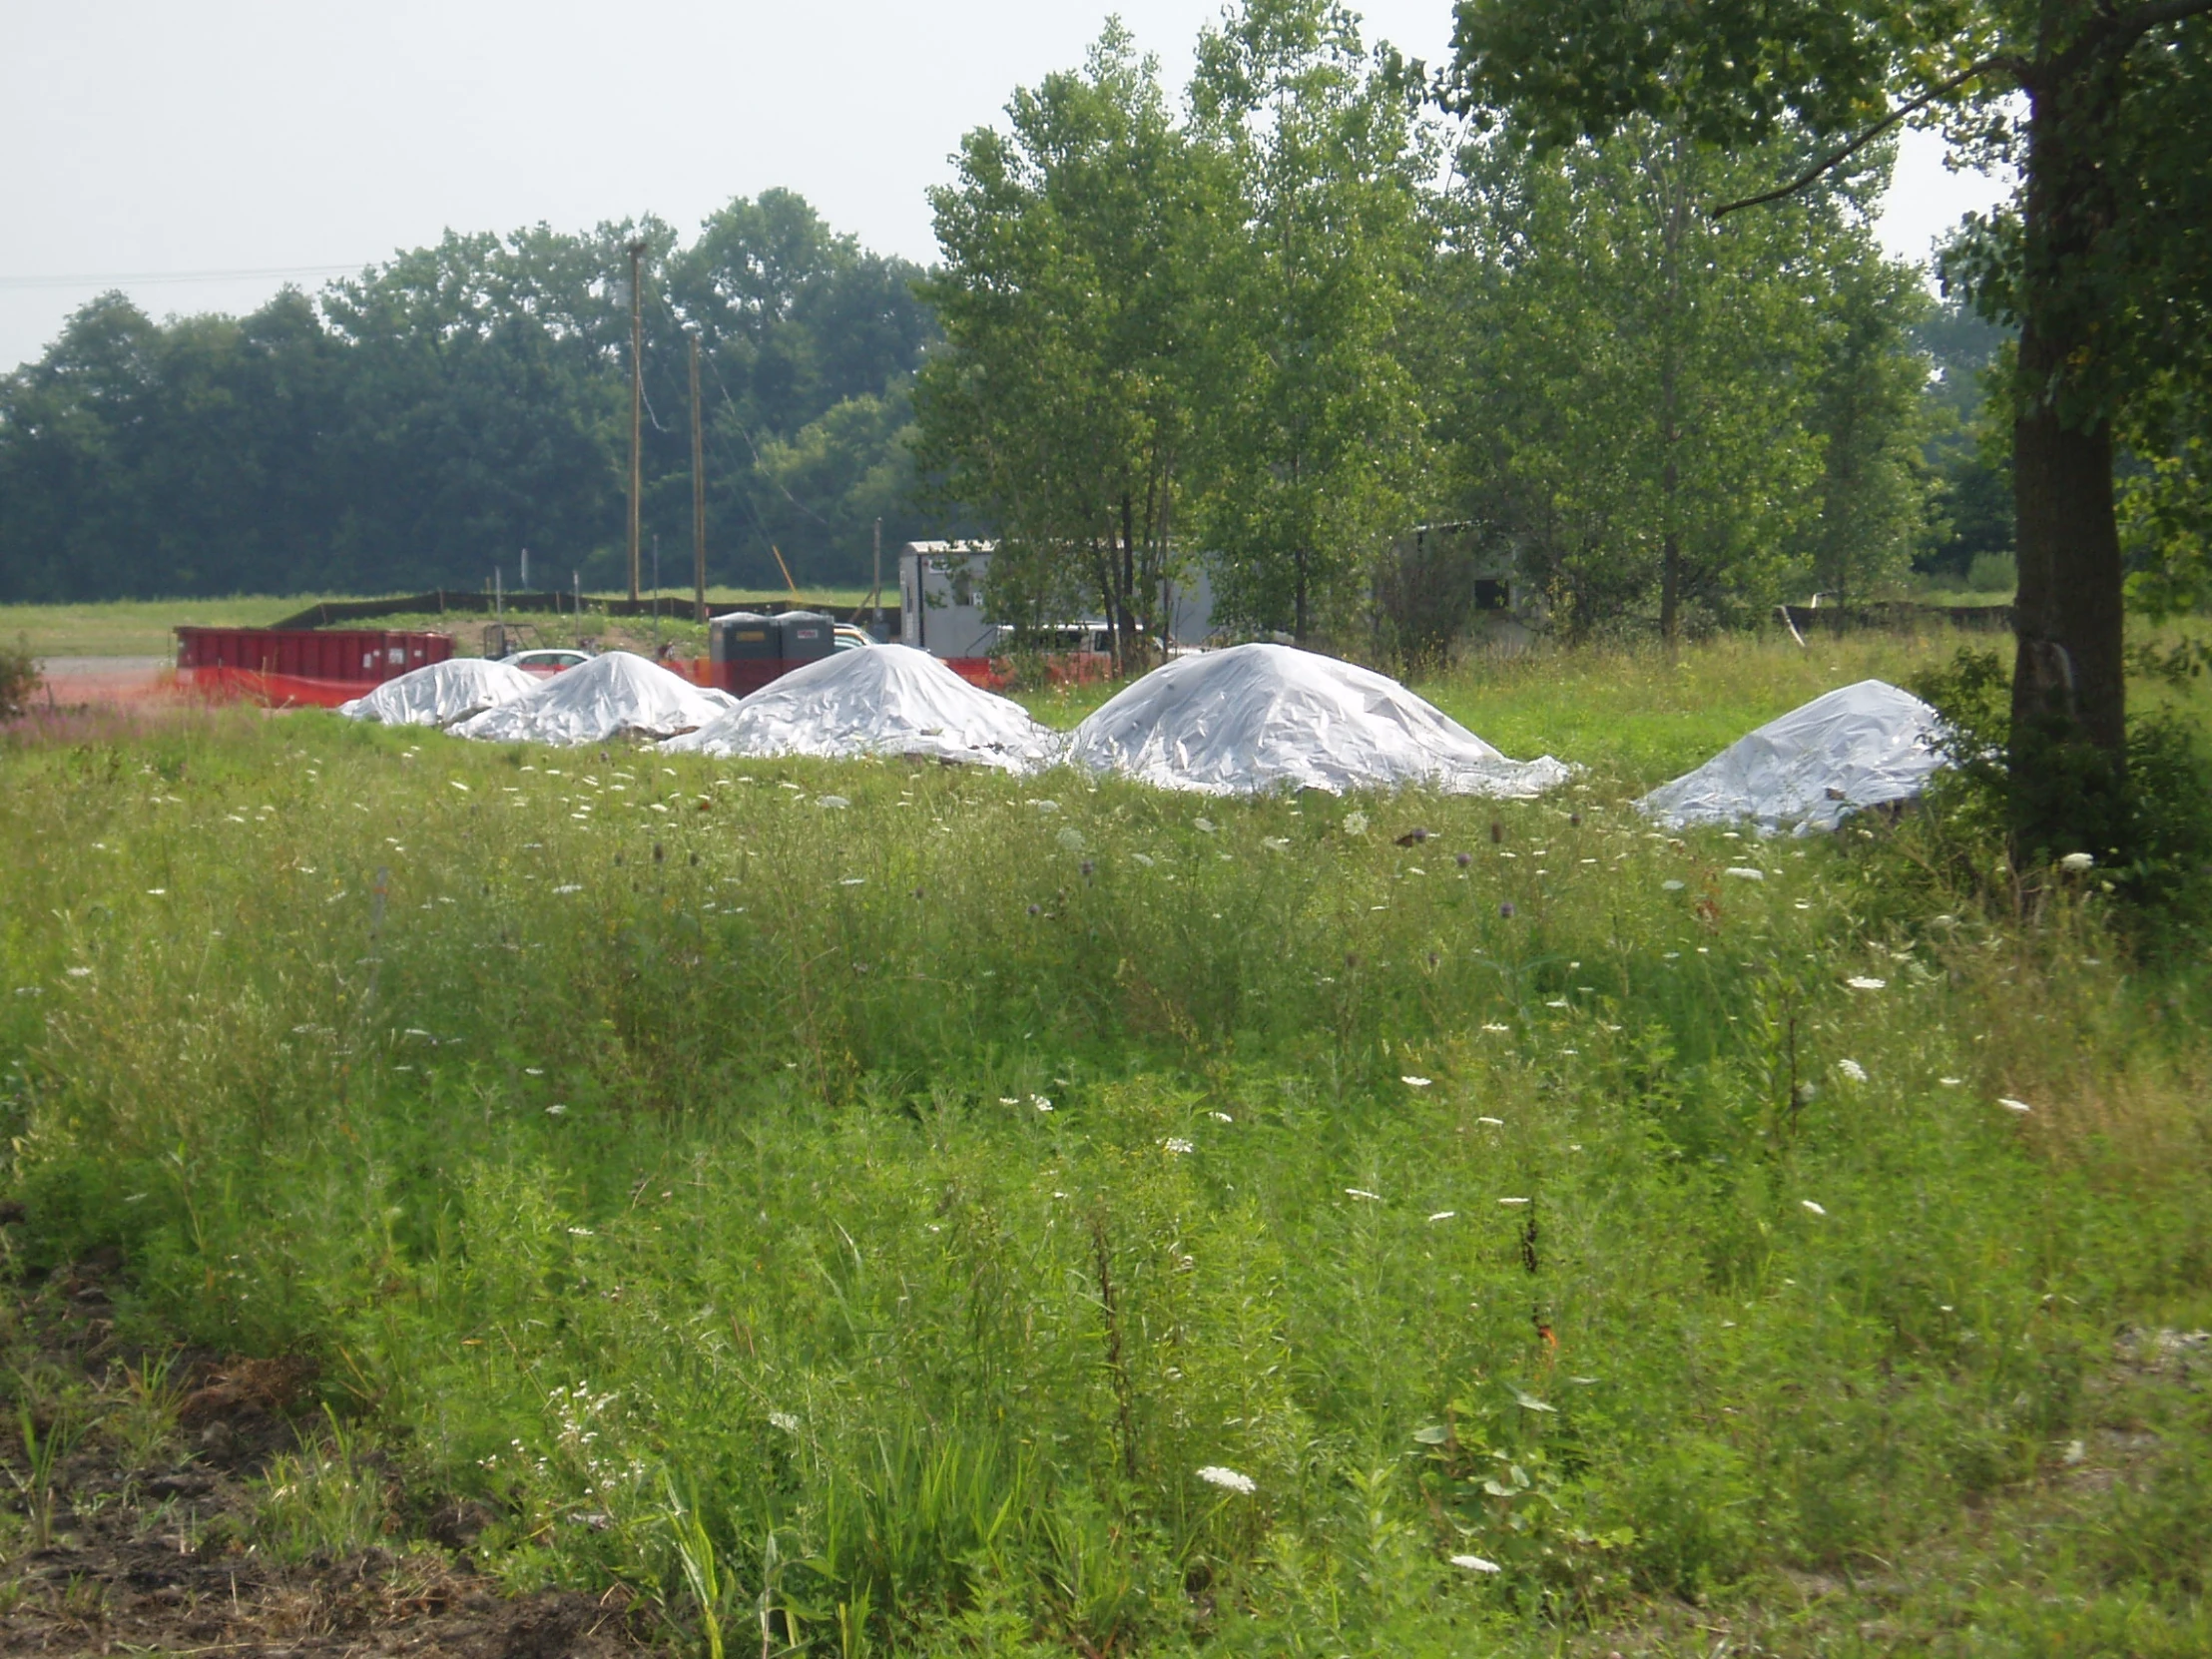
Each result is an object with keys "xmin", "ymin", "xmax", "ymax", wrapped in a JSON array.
[
  {"xmin": 915, "ymin": 22, "xmax": 1206, "ymax": 669},
  {"xmin": 1449, "ymin": 0, "xmax": 2212, "ymax": 857},
  {"xmin": 1434, "ymin": 123, "xmax": 1921, "ymax": 637},
  {"xmin": 1186, "ymin": 0, "xmax": 1435, "ymax": 644},
  {"xmin": 1804, "ymin": 253, "xmax": 1938, "ymax": 606}
]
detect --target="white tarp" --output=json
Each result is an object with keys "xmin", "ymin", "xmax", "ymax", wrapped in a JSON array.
[
  {"xmin": 662, "ymin": 643, "xmax": 1061, "ymax": 773},
  {"xmin": 1637, "ymin": 679, "xmax": 1945, "ymax": 835},
  {"xmin": 337, "ymin": 658, "xmax": 541, "ymax": 727},
  {"xmin": 449, "ymin": 651, "xmax": 727, "ymax": 746},
  {"xmin": 1065, "ymin": 643, "xmax": 1570, "ymax": 798}
]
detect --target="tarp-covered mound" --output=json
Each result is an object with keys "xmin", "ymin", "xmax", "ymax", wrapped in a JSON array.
[
  {"xmin": 663, "ymin": 644, "xmax": 1061, "ymax": 773},
  {"xmin": 450, "ymin": 651, "xmax": 727, "ymax": 746},
  {"xmin": 1637, "ymin": 679, "xmax": 1945, "ymax": 835},
  {"xmin": 337, "ymin": 658, "xmax": 539, "ymax": 727},
  {"xmin": 1065, "ymin": 643, "xmax": 1570, "ymax": 798}
]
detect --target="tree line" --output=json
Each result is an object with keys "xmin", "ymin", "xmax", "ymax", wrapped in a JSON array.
[
  {"xmin": 0, "ymin": 192, "xmax": 937, "ymax": 601},
  {"xmin": 913, "ymin": 2, "xmax": 2055, "ymax": 671}
]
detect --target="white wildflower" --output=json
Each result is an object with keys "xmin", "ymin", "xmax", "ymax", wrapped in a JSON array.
[
  {"xmin": 1210, "ymin": 1110, "xmax": 1233, "ymax": 1123},
  {"xmin": 839, "ymin": 877, "xmax": 864, "ymax": 886},
  {"xmin": 65, "ymin": 967, "xmax": 93, "ymax": 979},
  {"xmin": 1028, "ymin": 799, "xmax": 1061, "ymax": 813},
  {"xmin": 553, "ymin": 883, "xmax": 583, "ymax": 894},
  {"xmin": 1938, "ymin": 1076, "xmax": 1962, "ymax": 1087},
  {"xmin": 1481, "ymin": 1023, "xmax": 1510, "ymax": 1034},
  {"xmin": 1263, "ymin": 835, "xmax": 1291, "ymax": 851},
  {"xmin": 1427, "ymin": 1211, "xmax": 1456, "ymax": 1223},
  {"xmin": 1030, "ymin": 1095, "xmax": 1052, "ymax": 1112},
  {"xmin": 546, "ymin": 1103, "xmax": 568, "ymax": 1116},
  {"xmin": 2060, "ymin": 851, "xmax": 2095, "ymax": 871},
  {"xmin": 567, "ymin": 1226, "xmax": 594, "ymax": 1237},
  {"xmin": 1131, "ymin": 851, "xmax": 1155, "ymax": 867},
  {"xmin": 1998, "ymin": 1097, "xmax": 2034, "ymax": 1114},
  {"xmin": 999, "ymin": 1097, "xmax": 1020, "ymax": 1106},
  {"xmin": 1342, "ymin": 811, "xmax": 1369, "ymax": 836},
  {"xmin": 1475, "ymin": 1116, "xmax": 1504, "ymax": 1127},
  {"xmin": 1345, "ymin": 1188, "xmax": 1382, "ymax": 1202},
  {"xmin": 1193, "ymin": 817, "xmax": 1217, "ymax": 833},
  {"xmin": 1450, "ymin": 1554, "xmax": 1502, "ymax": 1574},
  {"xmin": 1835, "ymin": 1059, "xmax": 1868, "ymax": 1083},
  {"xmin": 1845, "ymin": 976, "xmax": 1887, "ymax": 991},
  {"xmin": 1661, "ymin": 878, "xmax": 1685, "ymax": 891},
  {"xmin": 1196, "ymin": 1465, "xmax": 1256, "ymax": 1494},
  {"xmin": 1802, "ymin": 1200, "xmax": 1827, "ymax": 1216},
  {"xmin": 1497, "ymin": 1196, "xmax": 1530, "ymax": 1207},
  {"xmin": 818, "ymin": 795, "xmax": 850, "ymax": 810},
  {"xmin": 1723, "ymin": 866, "xmax": 1764, "ymax": 881},
  {"xmin": 1163, "ymin": 1137, "xmax": 1194, "ymax": 1155},
  {"xmin": 768, "ymin": 1411, "xmax": 801, "ymax": 1433},
  {"xmin": 1057, "ymin": 828, "xmax": 1086, "ymax": 853},
  {"xmin": 1401, "ymin": 1075, "xmax": 1431, "ymax": 1088}
]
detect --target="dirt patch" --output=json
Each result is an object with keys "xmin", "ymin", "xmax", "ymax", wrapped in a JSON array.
[{"xmin": 0, "ymin": 1265, "xmax": 662, "ymax": 1657}]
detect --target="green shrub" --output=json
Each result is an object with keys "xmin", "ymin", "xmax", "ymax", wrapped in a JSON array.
[
  {"xmin": 0, "ymin": 638, "xmax": 39, "ymax": 718},
  {"xmin": 1965, "ymin": 551, "xmax": 2017, "ymax": 593}
]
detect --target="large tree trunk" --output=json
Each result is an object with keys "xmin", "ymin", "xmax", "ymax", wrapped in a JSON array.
[{"xmin": 2006, "ymin": 47, "xmax": 2130, "ymax": 858}]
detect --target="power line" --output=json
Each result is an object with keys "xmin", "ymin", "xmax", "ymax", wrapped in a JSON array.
[{"xmin": 0, "ymin": 263, "xmax": 368, "ymax": 291}]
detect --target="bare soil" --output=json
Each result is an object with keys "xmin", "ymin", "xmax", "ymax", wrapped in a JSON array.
[{"xmin": 0, "ymin": 1255, "xmax": 661, "ymax": 1658}]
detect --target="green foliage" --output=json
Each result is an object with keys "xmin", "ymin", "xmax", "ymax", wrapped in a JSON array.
[
  {"xmin": 250, "ymin": 1407, "xmax": 392, "ymax": 1562},
  {"xmin": 1186, "ymin": 0, "xmax": 1435, "ymax": 643},
  {"xmin": 1965, "ymin": 550, "xmax": 2017, "ymax": 593},
  {"xmin": 916, "ymin": 21, "xmax": 1204, "ymax": 661},
  {"xmin": 0, "ymin": 639, "xmax": 38, "ymax": 719},
  {"xmin": 0, "ymin": 194, "xmax": 934, "ymax": 602},
  {"xmin": 1, "ymin": 634, "xmax": 2209, "ymax": 1650},
  {"xmin": 1434, "ymin": 122, "xmax": 1930, "ymax": 637},
  {"xmin": 1913, "ymin": 644, "xmax": 2212, "ymax": 938}
]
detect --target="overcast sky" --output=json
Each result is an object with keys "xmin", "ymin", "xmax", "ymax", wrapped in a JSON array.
[{"xmin": 1, "ymin": 0, "xmax": 2011, "ymax": 371}]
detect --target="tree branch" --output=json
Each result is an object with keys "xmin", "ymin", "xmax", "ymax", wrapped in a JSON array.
[
  {"xmin": 1710, "ymin": 53, "xmax": 2019, "ymax": 220},
  {"xmin": 2106, "ymin": 0, "xmax": 2212, "ymax": 40}
]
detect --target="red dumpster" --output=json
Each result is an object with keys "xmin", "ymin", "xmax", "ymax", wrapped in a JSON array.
[{"xmin": 176, "ymin": 628, "xmax": 453, "ymax": 707}]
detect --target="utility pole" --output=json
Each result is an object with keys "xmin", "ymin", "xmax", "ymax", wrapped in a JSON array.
[
  {"xmin": 690, "ymin": 332, "xmax": 707, "ymax": 624},
  {"xmin": 872, "ymin": 517, "xmax": 882, "ymax": 638},
  {"xmin": 627, "ymin": 239, "xmax": 646, "ymax": 603}
]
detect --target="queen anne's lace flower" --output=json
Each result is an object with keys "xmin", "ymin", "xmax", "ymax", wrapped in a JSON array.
[{"xmin": 1196, "ymin": 1465, "xmax": 1256, "ymax": 1494}]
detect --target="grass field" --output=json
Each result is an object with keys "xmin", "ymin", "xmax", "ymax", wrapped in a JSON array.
[
  {"xmin": 2, "ymin": 631, "xmax": 2210, "ymax": 1656},
  {"xmin": 0, "ymin": 590, "xmax": 871, "ymax": 660}
]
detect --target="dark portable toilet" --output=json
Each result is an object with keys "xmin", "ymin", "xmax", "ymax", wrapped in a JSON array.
[
  {"xmin": 776, "ymin": 610, "xmax": 834, "ymax": 673},
  {"xmin": 709, "ymin": 611, "xmax": 780, "ymax": 696}
]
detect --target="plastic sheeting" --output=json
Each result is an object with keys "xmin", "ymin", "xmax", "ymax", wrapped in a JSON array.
[
  {"xmin": 337, "ymin": 658, "xmax": 540, "ymax": 727},
  {"xmin": 1066, "ymin": 643, "xmax": 1570, "ymax": 798},
  {"xmin": 663, "ymin": 644, "xmax": 1061, "ymax": 773},
  {"xmin": 1636, "ymin": 679, "xmax": 1945, "ymax": 835},
  {"xmin": 450, "ymin": 651, "xmax": 728, "ymax": 746}
]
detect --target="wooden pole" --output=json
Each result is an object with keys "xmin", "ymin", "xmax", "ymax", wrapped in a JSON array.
[
  {"xmin": 627, "ymin": 239, "xmax": 645, "ymax": 603},
  {"xmin": 691, "ymin": 333, "xmax": 707, "ymax": 624}
]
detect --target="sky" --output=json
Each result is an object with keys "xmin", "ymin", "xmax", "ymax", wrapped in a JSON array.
[{"xmin": 0, "ymin": 0, "xmax": 2012, "ymax": 372}]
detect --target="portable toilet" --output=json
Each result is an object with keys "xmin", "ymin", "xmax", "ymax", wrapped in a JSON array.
[
  {"xmin": 776, "ymin": 610, "xmax": 835, "ymax": 673},
  {"xmin": 709, "ymin": 611, "xmax": 780, "ymax": 696}
]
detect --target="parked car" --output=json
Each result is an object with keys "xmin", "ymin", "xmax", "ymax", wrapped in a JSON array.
[
  {"xmin": 504, "ymin": 648, "xmax": 593, "ymax": 676},
  {"xmin": 832, "ymin": 624, "xmax": 875, "ymax": 652}
]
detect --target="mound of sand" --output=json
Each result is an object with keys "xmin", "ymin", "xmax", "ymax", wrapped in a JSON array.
[
  {"xmin": 1065, "ymin": 643, "xmax": 1568, "ymax": 797},
  {"xmin": 337, "ymin": 658, "xmax": 540, "ymax": 727},
  {"xmin": 663, "ymin": 644, "xmax": 1060, "ymax": 773},
  {"xmin": 449, "ymin": 651, "xmax": 726, "ymax": 746},
  {"xmin": 1637, "ymin": 679, "xmax": 1945, "ymax": 834}
]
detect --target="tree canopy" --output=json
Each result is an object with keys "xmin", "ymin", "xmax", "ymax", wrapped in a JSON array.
[{"xmin": 0, "ymin": 192, "xmax": 934, "ymax": 601}]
